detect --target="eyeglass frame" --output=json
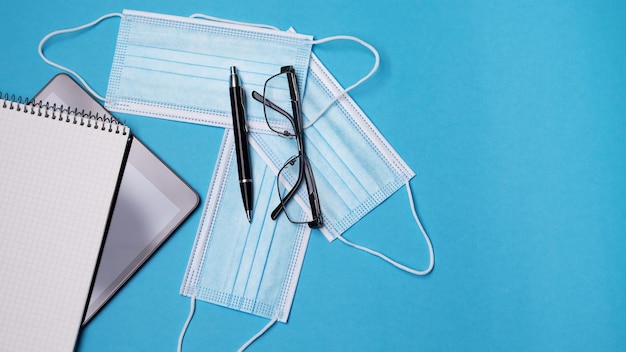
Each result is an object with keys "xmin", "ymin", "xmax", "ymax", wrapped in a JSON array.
[{"xmin": 251, "ymin": 65, "xmax": 322, "ymax": 228}]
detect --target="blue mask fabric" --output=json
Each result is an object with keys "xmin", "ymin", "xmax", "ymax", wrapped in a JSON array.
[
  {"xmin": 180, "ymin": 131, "xmax": 309, "ymax": 323},
  {"xmin": 250, "ymin": 51, "xmax": 434, "ymax": 275},
  {"xmin": 178, "ymin": 131, "xmax": 310, "ymax": 351},
  {"xmin": 39, "ymin": 10, "xmax": 314, "ymax": 134},
  {"xmin": 105, "ymin": 10, "xmax": 313, "ymax": 134}
]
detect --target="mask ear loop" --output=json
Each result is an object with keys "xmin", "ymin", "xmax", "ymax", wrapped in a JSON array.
[
  {"xmin": 177, "ymin": 292, "xmax": 197, "ymax": 352},
  {"xmin": 337, "ymin": 181, "xmax": 435, "ymax": 276},
  {"xmin": 38, "ymin": 13, "xmax": 123, "ymax": 102},
  {"xmin": 237, "ymin": 318, "xmax": 278, "ymax": 352},
  {"xmin": 177, "ymin": 290, "xmax": 279, "ymax": 352},
  {"xmin": 303, "ymin": 35, "xmax": 380, "ymax": 129}
]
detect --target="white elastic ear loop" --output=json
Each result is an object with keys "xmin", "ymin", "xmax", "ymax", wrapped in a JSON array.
[
  {"xmin": 38, "ymin": 12, "xmax": 122, "ymax": 102},
  {"xmin": 189, "ymin": 13, "xmax": 280, "ymax": 30},
  {"xmin": 177, "ymin": 292, "xmax": 197, "ymax": 352},
  {"xmin": 237, "ymin": 318, "xmax": 278, "ymax": 352},
  {"xmin": 337, "ymin": 181, "xmax": 435, "ymax": 275},
  {"xmin": 304, "ymin": 35, "xmax": 380, "ymax": 129},
  {"xmin": 176, "ymin": 291, "xmax": 278, "ymax": 352}
]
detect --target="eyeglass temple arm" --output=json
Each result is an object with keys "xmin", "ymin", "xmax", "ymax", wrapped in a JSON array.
[
  {"xmin": 283, "ymin": 67, "xmax": 305, "ymax": 136},
  {"xmin": 302, "ymin": 157, "xmax": 322, "ymax": 228},
  {"xmin": 252, "ymin": 91, "xmax": 296, "ymax": 131}
]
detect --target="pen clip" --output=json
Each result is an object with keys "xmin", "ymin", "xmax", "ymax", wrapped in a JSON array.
[{"xmin": 239, "ymin": 89, "xmax": 248, "ymax": 133}]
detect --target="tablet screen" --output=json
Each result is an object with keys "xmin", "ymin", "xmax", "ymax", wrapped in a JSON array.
[{"xmin": 35, "ymin": 74, "xmax": 199, "ymax": 324}]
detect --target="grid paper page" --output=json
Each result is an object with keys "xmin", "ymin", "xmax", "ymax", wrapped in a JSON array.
[{"xmin": 0, "ymin": 103, "xmax": 130, "ymax": 352}]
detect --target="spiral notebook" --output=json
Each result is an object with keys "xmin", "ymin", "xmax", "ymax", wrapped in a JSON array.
[{"xmin": 0, "ymin": 94, "xmax": 132, "ymax": 351}]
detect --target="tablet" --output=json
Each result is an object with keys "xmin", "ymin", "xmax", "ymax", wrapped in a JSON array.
[{"xmin": 35, "ymin": 74, "xmax": 200, "ymax": 324}]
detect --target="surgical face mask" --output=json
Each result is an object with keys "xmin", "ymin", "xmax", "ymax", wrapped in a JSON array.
[
  {"xmin": 104, "ymin": 10, "xmax": 314, "ymax": 134},
  {"xmin": 251, "ymin": 52, "xmax": 433, "ymax": 275},
  {"xmin": 253, "ymin": 52, "xmax": 410, "ymax": 240},
  {"xmin": 181, "ymin": 131, "xmax": 309, "ymax": 323},
  {"xmin": 39, "ymin": 10, "xmax": 378, "ymax": 134},
  {"xmin": 178, "ymin": 130, "xmax": 309, "ymax": 350}
]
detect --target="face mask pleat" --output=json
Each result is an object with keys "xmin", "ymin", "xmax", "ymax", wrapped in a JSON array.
[
  {"xmin": 250, "ymin": 53, "xmax": 414, "ymax": 240},
  {"xmin": 106, "ymin": 10, "xmax": 313, "ymax": 132},
  {"xmin": 183, "ymin": 131, "xmax": 310, "ymax": 322}
]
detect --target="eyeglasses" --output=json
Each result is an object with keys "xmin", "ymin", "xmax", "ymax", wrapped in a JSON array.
[{"xmin": 252, "ymin": 65, "xmax": 322, "ymax": 228}]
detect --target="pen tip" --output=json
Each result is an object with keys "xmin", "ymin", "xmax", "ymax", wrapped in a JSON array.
[{"xmin": 246, "ymin": 210, "xmax": 252, "ymax": 223}]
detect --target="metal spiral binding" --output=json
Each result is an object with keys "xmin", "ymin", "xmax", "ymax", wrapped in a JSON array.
[{"xmin": 1, "ymin": 91, "xmax": 128, "ymax": 135}]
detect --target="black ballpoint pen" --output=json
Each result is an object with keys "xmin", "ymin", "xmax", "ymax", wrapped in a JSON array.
[{"xmin": 229, "ymin": 66, "xmax": 253, "ymax": 222}]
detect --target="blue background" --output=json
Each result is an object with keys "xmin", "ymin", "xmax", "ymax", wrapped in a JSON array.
[{"xmin": 2, "ymin": 1, "xmax": 625, "ymax": 351}]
